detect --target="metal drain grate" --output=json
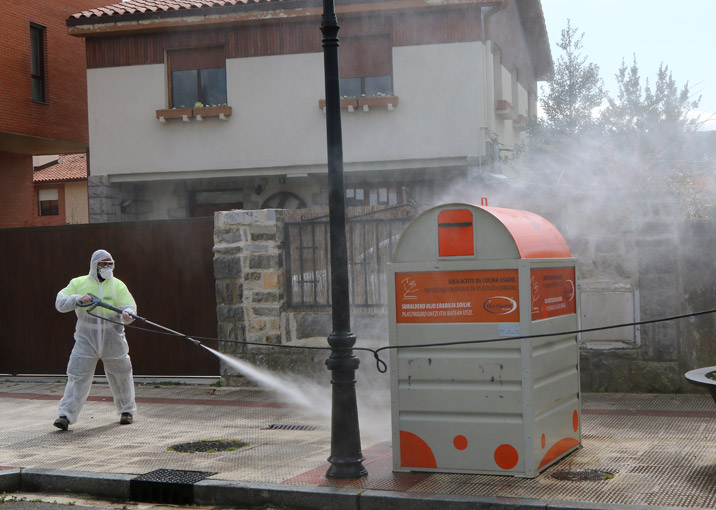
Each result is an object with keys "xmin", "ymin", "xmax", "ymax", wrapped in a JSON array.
[
  {"xmin": 266, "ymin": 423, "xmax": 317, "ymax": 431},
  {"xmin": 130, "ymin": 469, "xmax": 216, "ymax": 505},
  {"xmin": 168, "ymin": 439, "xmax": 248, "ymax": 453}
]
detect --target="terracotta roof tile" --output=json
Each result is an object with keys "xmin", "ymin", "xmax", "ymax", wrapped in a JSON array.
[
  {"xmin": 69, "ymin": 0, "xmax": 282, "ymax": 21},
  {"xmin": 33, "ymin": 154, "xmax": 88, "ymax": 184}
]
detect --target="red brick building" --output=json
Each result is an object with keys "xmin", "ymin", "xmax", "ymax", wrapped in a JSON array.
[
  {"xmin": 33, "ymin": 153, "xmax": 89, "ymax": 225},
  {"xmin": 0, "ymin": 0, "xmax": 104, "ymax": 228}
]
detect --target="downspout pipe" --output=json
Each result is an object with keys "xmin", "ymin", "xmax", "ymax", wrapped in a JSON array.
[
  {"xmin": 481, "ymin": 0, "xmax": 508, "ymax": 44},
  {"xmin": 480, "ymin": 0, "xmax": 508, "ymax": 170}
]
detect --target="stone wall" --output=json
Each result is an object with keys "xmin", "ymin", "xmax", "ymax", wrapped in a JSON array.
[
  {"xmin": 545, "ymin": 190, "xmax": 716, "ymax": 393},
  {"xmin": 214, "ymin": 209, "xmax": 292, "ymax": 385}
]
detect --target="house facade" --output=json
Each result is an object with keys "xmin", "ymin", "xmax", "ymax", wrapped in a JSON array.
[
  {"xmin": 33, "ymin": 154, "xmax": 90, "ymax": 225},
  {"xmin": 66, "ymin": 0, "xmax": 552, "ymax": 222},
  {"xmin": 0, "ymin": 0, "xmax": 101, "ymax": 228}
]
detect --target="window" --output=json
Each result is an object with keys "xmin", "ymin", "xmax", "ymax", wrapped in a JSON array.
[
  {"xmin": 168, "ymin": 46, "xmax": 227, "ymax": 108},
  {"xmin": 190, "ymin": 190, "xmax": 242, "ymax": 217},
  {"xmin": 30, "ymin": 23, "xmax": 46, "ymax": 102},
  {"xmin": 345, "ymin": 183, "xmax": 412, "ymax": 207},
  {"xmin": 339, "ymin": 35, "xmax": 393, "ymax": 97},
  {"xmin": 38, "ymin": 188, "xmax": 59, "ymax": 216},
  {"xmin": 579, "ymin": 282, "xmax": 638, "ymax": 348}
]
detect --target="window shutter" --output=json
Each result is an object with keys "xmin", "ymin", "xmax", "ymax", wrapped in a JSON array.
[
  {"xmin": 340, "ymin": 35, "xmax": 391, "ymax": 78},
  {"xmin": 168, "ymin": 46, "xmax": 225, "ymax": 71},
  {"xmin": 39, "ymin": 189, "xmax": 58, "ymax": 201}
]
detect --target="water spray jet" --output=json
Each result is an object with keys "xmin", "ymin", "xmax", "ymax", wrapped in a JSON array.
[{"xmin": 81, "ymin": 294, "xmax": 327, "ymax": 411}]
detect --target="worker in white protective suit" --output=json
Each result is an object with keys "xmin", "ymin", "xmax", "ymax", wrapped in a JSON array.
[{"xmin": 53, "ymin": 249, "xmax": 137, "ymax": 431}]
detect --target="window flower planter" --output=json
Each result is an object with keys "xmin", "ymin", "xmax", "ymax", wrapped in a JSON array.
[
  {"xmin": 193, "ymin": 105, "xmax": 232, "ymax": 120},
  {"xmin": 357, "ymin": 96, "xmax": 398, "ymax": 110},
  {"xmin": 495, "ymin": 99, "xmax": 515, "ymax": 119},
  {"xmin": 318, "ymin": 96, "xmax": 398, "ymax": 111},
  {"xmin": 156, "ymin": 108, "xmax": 192, "ymax": 121},
  {"xmin": 514, "ymin": 114, "xmax": 529, "ymax": 131},
  {"xmin": 318, "ymin": 98, "xmax": 359, "ymax": 111}
]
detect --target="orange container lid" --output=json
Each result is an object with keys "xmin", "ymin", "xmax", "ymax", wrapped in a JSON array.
[{"xmin": 478, "ymin": 205, "xmax": 571, "ymax": 259}]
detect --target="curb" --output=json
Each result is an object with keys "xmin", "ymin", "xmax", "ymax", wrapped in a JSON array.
[
  {"xmin": 19, "ymin": 469, "xmax": 132, "ymax": 500},
  {"xmin": 194, "ymin": 479, "xmax": 362, "ymax": 509},
  {"xmin": 0, "ymin": 469, "xmax": 707, "ymax": 510},
  {"xmin": 0, "ymin": 468, "xmax": 21, "ymax": 493}
]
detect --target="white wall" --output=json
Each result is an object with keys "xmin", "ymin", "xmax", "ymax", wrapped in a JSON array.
[
  {"xmin": 65, "ymin": 181, "xmax": 88, "ymax": 224},
  {"xmin": 343, "ymin": 42, "xmax": 485, "ymax": 163},
  {"xmin": 86, "ymin": 42, "xmax": 488, "ymax": 179},
  {"xmin": 517, "ymin": 83, "xmax": 529, "ymax": 117}
]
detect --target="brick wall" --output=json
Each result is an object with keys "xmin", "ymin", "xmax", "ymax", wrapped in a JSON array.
[
  {"xmin": 0, "ymin": 153, "xmax": 35, "ymax": 227},
  {"xmin": 0, "ymin": 0, "xmax": 107, "ymax": 145}
]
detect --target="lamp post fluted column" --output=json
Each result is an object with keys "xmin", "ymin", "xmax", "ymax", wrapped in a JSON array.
[{"xmin": 320, "ymin": 0, "xmax": 367, "ymax": 480}]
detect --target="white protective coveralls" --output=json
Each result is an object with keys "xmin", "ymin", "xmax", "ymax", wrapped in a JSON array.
[{"xmin": 55, "ymin": 249, "xmax": 137, "ymax": 424}]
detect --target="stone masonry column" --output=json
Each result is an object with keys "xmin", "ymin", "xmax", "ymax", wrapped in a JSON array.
[{"xmin": 214, "ymin": 209, "xmax": 287, "ymax": 385}]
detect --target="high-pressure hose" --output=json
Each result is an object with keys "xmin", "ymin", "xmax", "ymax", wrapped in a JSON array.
[{"xmin": 80, "ymin": 294, "xmax": 203, "ymax": 346}]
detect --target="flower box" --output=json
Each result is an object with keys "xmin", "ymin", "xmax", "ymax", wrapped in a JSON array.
[
  {"xmin": 514, "ymin": 114, "xmax": 529, "ymax": 131},
  {"xmin": 156, "ymin": 108, "xmax": 192, "ymax": 120},
  {"xmin": 357, "ymin": 96, "xmax": 399, "ymax": 109},
  {"xmin": 495, "ymin": 99, "xmax": 515, "ymax": 119},
  {"xmin": 318, "ymin": 98, "xmax": 359, "ymax": 110},
  {"xmin": 193, "ymin": 106, "xmax": 232, "ymax": 119}
]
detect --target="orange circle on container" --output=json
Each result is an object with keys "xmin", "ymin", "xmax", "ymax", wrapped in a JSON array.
[
  {"xmin": 541, "ymin": 433, "xmax": 546, "ymax": 449},
  {"xmin": 494, "ymin": 444, "xmax": 519, "ymax": 470},
  {"xmin": 573, "ymin": 410, "xmax": 579, "ymax": 432},
  {"xmin": 453, "ymin": 435, "xmax": 468, "ymax": 450}
]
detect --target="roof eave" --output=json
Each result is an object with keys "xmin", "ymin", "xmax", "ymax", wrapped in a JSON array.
[
  {"xmin": 515, "ymin": 0, "xmax": 553, "ymax": 81},
  {"xmin": 67, "ymin": 0, "xmax": 511, "ymax": 35},
  {"xmin": 34, "ymin": 178, "xmax": 87, "ymax": 184}
]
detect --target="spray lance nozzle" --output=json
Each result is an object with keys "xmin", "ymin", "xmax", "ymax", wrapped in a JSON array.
[{"xmin": 80, "ymin": 293, "xmax": 202, "ymax": 347}]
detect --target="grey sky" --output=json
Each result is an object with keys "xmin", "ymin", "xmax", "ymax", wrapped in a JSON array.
[{"xmin": 541, "ymin": 0, "xmax": 715, "ymax": 130}]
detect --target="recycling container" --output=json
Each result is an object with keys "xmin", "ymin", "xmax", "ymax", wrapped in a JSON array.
[{"xmin": 388, "ymin": 203, "xmax": 581, "ymax": 478}]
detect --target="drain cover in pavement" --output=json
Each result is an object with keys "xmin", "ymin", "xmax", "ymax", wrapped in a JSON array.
[
  {"xmin": 552, "ymin": 469, "xmax": 615, "ymax": 481},
  {"xmin": 168, "ymin": 439, "xmax": 248, "ymax": 453},
  {"xmin": 130, "ymin": 468, "xmax": 217, "ymax": 505},
  {"xmin": 266, "ymin": 423, "xmax": 317, "ymax": 431}
]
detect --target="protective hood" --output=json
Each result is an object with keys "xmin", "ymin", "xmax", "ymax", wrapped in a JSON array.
[{"xmin": 89, "ymin": 249, "xmax": 114, "ymax": 280}]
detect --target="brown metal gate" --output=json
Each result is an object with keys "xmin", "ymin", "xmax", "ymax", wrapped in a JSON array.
[{"xmin": 0, "ymin": 218, "xmax": 219, "ymax": 376}]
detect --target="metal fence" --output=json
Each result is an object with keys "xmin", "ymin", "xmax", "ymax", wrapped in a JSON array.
[{"xmin": 285, "ymin": 206, "xmax": 414, "ymax": 308}]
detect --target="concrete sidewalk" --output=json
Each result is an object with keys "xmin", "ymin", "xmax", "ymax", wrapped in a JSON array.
[{"xmin": 1, "ymin": 379, "xmax": 716, "ymax": 510}]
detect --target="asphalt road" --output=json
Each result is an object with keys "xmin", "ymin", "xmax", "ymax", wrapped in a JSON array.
[{"xmin": 0, "ymin": 493, "xmax": 283, "ymax": 510}]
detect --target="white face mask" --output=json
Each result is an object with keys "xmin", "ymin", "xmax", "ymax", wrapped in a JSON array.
[{"xmin": 98, "ymin": 267, "xmax": 113, "ymax": 280}]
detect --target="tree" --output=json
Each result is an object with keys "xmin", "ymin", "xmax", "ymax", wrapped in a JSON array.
[
  {"xmin": 539, "ymin": 19, "xmax": 605, "ymax": 135},
  {"xmin": 515, "ymin": 20, "xmax": 705, "ymax": 217},
  {"xmin": 599, "ymin": 56, "xmax": 702, "ymax": 174}
]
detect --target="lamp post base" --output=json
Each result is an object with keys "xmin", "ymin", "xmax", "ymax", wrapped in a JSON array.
[
  {"xmin": 325, "ymin": 333, "xmax": 366, "ymax": 479},
  {"xmin": 326, "ymin": 458, "xmax": 368, "ymax": 479}
]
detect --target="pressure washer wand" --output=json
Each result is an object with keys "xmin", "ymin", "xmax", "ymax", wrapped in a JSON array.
[{"xmin": 83, "ymin": 293, "xmax": 203, "ymax": 346}]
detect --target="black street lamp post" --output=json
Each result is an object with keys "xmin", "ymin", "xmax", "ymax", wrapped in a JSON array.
[{"xmin": 320, "ymin": 0, "xmax": 367, "ymax": 479}]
